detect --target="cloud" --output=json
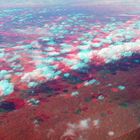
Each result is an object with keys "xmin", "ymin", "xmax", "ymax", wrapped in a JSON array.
[
  {"xmin": 0, "ymin": 0, "xmax": 68, "ymax": 7},
  {"xmin": 0, "ymin": 0, "xmax": 140, "ymax": 8}
]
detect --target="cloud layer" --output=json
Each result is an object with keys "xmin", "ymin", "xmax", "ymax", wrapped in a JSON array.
[{"xmin": 0, "ymin": 0, "xmax": 140, "ymax": 7}]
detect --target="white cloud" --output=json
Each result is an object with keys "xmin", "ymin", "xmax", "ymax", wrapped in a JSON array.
[{"xmin": 0, "ymin": 0, "xmax": 140, "ymax": 7}]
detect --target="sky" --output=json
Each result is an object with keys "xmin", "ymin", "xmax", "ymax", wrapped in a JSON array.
[{"xmin": 0, "ymin": 0, "xmax": 140, "ymax": 7}]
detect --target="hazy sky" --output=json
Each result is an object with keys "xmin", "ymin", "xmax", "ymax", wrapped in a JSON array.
[{"xmin": 0, "ymin": 0, "xmax": 139, "ymax": 7}]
